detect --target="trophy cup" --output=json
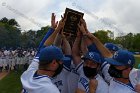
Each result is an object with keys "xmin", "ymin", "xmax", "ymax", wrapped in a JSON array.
[{"xmin": 63, "ymin": 8, "xmax": 84, "ymax": 46}]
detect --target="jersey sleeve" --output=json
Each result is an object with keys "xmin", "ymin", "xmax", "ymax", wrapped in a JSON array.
[
  {"xmin": 100, "ymin": 61, "xmax": 112, "ymax": 83},
  {"xmin": 27, "ymin": 58, "xmax": 39, "ymax": 71},
  {"xmin": 63, "ymin": 55, "xmax": 72, "ymax": 71},
  {"xmin": 35, "ymin": 28, "xmax": 54, "ymax": 58},
  {"xmin": 74, "ymin": 61, "xmax": 83, "ymax": 75}
]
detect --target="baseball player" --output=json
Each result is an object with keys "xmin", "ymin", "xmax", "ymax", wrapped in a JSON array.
[
  {"xmin": 21, "ymin": 13, "xmax": 72, "ymax": 92},
  {"xmin": 42, "ymin": 13, "xmax": 77, "ymax": 93},
  {"xmin": 75, "ymin": 52, "xmax": 109, "ymax": 93},
  {"xmin": 2, "ymin": 52, "xmax": 7, "ymax": 71},
  {"xmin": 72, "ymin": 30, "xmax": 108, "ymax": 93},
  {"xmin": 105, "ymin": 50, "xmax": 137, "ymax": 93},
  {"xmin": 21, "ymin": 46, "xmax": 69, "ymax": 93},
  {"xmin": 0, "ymin": 53, "xmax": 3, "ymax": 72},
  {"xmin": 78, "ymin": 21, "xmax": 120, "ymax": 84}
]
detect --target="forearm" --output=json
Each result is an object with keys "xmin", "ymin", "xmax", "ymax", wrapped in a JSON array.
[
  {"xmin": 87, "ymin": 33, "xmax": 112, "ymax": 58},
  {"xmin": 80, "ymin": 37, "xmax": 88, "ymax": 55},
  {"xmin": 53, "ymin": 33, "xmax": 62, "ymax": 48},
  {"xmin": 72, "ymin": 36, "xmax": 82, "ymax": 66},
  {"xmin": 62, "ymin": 37, "xmax": 71, "ymax": 55},
  {"xmin": 44, "ymin": 28, "xmax": 60, "ymax": 46},
  {"xmin": 38, "ymin": 28, "xmax": 54, "ymax": 49},
  {"xmin": 72, "ymin": 37, "xmax": 81, "ymax": 57}
]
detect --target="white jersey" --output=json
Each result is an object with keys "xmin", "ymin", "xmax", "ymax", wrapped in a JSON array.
[
  {"xmin": 0, "ymin": 57, "xmax": 3, "ymax": 67},
  {"xmin": 76, "ymin": 62, "xmax": 109, "ymax": 93},
  {"xmin": 2, "ymin": 56, "xmax": 7, "ymax": 67},
  {"xmin": 100, "ymin": 61, "xmax": 112, "ymax": 83},
  {"xmin": 52, "ymin": 66, "xmax": 70, "ymax": 93},
  {"xmin": 129, "ymin": 68, "xmax": 140, "ymax": 87},
  {"xmin": 67, "ymin": 68, "xmax": 79, "ymax": 93},
  {"xmin": 52, "ymin": 61, "xmax": 76, "ymax": 93},
  {"xmin": 109, "ymin": 79, "xmax": 136, "ymax": 93},
  {"xmin": 21, "ymin": 58, "xmax": 60, "ymax": 93}
]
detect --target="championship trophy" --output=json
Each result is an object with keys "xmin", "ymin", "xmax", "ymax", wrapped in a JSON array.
[{"xmin": 63, "ymin": 8, "xmax": 84, "ymax": 46}]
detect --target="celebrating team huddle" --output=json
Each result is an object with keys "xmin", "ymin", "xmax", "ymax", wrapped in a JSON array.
[{"xmin": 20, "ymin": 13, "xmax": 140, "ymax": 93}]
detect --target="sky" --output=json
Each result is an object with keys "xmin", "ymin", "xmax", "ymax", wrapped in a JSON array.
[{"xmin": 0, "ymin": 0, "xmax": 140, "ymax": 36}]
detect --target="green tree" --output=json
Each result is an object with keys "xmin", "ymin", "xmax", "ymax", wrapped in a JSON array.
[
  {"xmin": 8, "ymin": 19, "xmax": 19, "ymax": 27},
  {"xmin": 132, "ymin": 33, "xmax": 140, "ymax": 51},
  {"xmin": 0, "ymin": 17, "xmax": 21, "ymax": 48},
  {"xmin": 93, "ymin": 30, "xmax": 113, "ymax": 44}
]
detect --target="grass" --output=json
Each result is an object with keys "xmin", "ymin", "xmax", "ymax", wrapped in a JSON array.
[
  {"xmin": 134, "ymin": 57, "xmax": 140, "ymax": 68},
  {"xmin": 0, "ymin": 57, "xmax": 139, "ymax": 93},
  {"xmin": 0, "ymin": 71, "xmax": 23, "ymax": 93}
]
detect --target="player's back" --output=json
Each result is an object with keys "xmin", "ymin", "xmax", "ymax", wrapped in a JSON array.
[{"xmin": 21, "ymin": 59, "xmax": 60, "ymax": 93}]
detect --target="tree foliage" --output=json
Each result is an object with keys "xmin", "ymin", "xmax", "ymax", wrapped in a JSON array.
[{"xmin": 0, "ymin": 17, "xmax": 140, "ymax": 51}]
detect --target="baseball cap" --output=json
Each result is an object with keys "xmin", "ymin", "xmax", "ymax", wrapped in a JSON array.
[
  {"xmin": 39, "ymin": 45, "xmax": 70, "ymax": 63},
  {"xmin": 104, "ymin": 43, "xmax": 119, "ymax": 51},
  {"xmin": 105, "ymin": 50, "xmax": 135, "ymax": 67},
  {"xmin": 82, "ymin": 52, "xmax": 103, "ymax": 63}
]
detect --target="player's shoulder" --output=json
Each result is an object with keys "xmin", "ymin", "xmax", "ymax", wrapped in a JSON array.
[
  {"xmin": 96, "ymin": 74, "xmax": 109, "ymax": 87},
  {"xmin": 129, "ymin": 68, "xmax": 139, "ymax": 87},
  {"xmin": 110, "ymin": 79, "xmax": 135, "ymax": 92},
  {"xmin": 95, "ymin": 75, "xmax": 109, "ymax": 93}
]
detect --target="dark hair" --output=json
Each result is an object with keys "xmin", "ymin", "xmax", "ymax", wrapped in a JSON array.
[{"xmin": 39, "ymin": 60, "xmax": 52, "ymax": 69}]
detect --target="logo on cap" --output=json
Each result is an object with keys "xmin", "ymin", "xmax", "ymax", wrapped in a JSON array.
[
  {"xmin": 128, "ymin": 60, "xmax": 132, "ymax": 65},
  {"xmin": 114, "ymin": 51, "xmax": 118, "ymax": 58},
  {"xmin": 89, "ymin": 52, "xmax": 94, "ymax": 59}
]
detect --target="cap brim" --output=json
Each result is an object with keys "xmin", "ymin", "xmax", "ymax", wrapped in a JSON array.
[{"xmin": 105, "ymin": 58, "xmax": 125, "ymax": 66}]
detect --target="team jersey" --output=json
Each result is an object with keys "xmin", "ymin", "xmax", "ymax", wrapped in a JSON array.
[
  {"xmin": 52, "ymin": 65, "xmax": 70, "ymax": 93},
  {"xmin": 100, "ymin": 61, "xmax": 112, "ymax": 84},
  {"xmin": 129, "ymin": 68, "xmax": 140, "ymax": 87},
  {"xmin": 109, "ymin": 79, "xmax": 136, "ymax": 93},
  {"xmin": 0, "ymin": 57, "xmax": 3, "ymax": 67},
  {"xmin": 21, "ymin": 58, "xmax": 60, "ymax": 93},
  {"xmin": 67, "ymin": 62, "xmax": 80, "ymax": 93},
  {"xmin": 76, "ymin": 62, "xmax": 109, "ymax": 93}
]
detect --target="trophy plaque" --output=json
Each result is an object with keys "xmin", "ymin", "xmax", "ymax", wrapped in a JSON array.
[{"xmin": 63, "ymin": 8, "xmax": 84, "ymax": 37}]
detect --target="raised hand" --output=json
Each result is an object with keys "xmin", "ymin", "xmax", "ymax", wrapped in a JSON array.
[
  {"xmin": 78, "ymin": 23, "xmax": 87, "ymax": 35},
  {"xmin": 51, "ymin": 13, "xmax": 58, "ymax": 29},
  {"xmin": 77, "ymin": 28, "xmax": 82, "ymax": 37},
  {"xmin": 80, "ymin": 19, "xmax": 88, "ymax": 32},
  {"xmin": 56, "ymin": 18, "xmax": 66, "ymax": 31}
]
